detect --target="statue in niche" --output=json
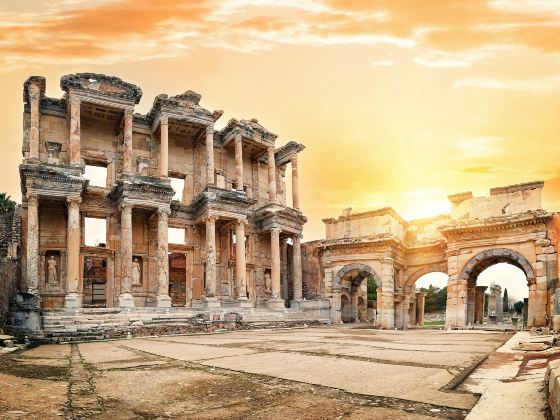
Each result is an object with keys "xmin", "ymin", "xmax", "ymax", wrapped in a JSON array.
[
  {"xmin": 132, "ymin": 258, "xmax": 142, "ymax": 285},
  {"xmin": 47, "ymin": 255, "xmax": 58, "ymax": 283},
  {"xmin": 264, "ymin": 272, "xmax": 272, "ymax": 296}
]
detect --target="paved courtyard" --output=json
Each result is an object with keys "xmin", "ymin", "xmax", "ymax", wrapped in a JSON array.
[{"xmin": 0, "ymin": 326, "xmax": 512, "ymax": 419}]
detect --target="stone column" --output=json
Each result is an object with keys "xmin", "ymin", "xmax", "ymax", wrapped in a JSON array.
[
  {"xmin": 267, "ymin": 147, "xmax": 277, "ymax": 203},
  {"xmin": 475, "ymin": 286, "xmax": 487, "ymax": 323},
  {"xmin": 467, "ymin": 284, "xmax": 476, "ymax": 325},
  {"xmin": 234, "ymin": 132, "xmax": 244, "ymax": 191},
  {"xmin": 156, "ymin": 209, "xmax": 172, "ymax": 307},
  {"xmin": 28, "ymin": 83, "xmax": 40, "ymax": 161},
  {"xmin": 402, "ymin": 290, "xmax": 411, "ymax": 327},
  {"xmin": 235, "ymin": 219, "xmax": 248, "ymax": 302},
  {"xmin": 292, "ymin": 233, "xmax": 303, "ymax": 302},
  {"xmin": 416, "ymin": 292, "xmax": 426, "ymax": 326},
  {"xmin": 291, "ymin": 154, "xmax": 300, "ymax": 209},
  {"xmin": 69, "ymin": 96, "xmax": 81, "ymax": 166},
  {"xmin": 205, "ymin": 215, "xmax": 218, "ymax": 299},
  {"xmin": 65, "ymin": 196, "xmax": 82, "ymax": 308},
  {"xmin": 281, "ymin": 239, "xmax": 288, "ymax": 300},
  {"xmin": 26, "ymin": 193, "xmax": 39, "ymax": 294},
  {"xmin": 267, "ymin": 227, "xmax": 284, "ymax": 310},
  {"xmin": 123, "ymin": 108, "xmax": 133, "ymax": 175},
  {"xmin": 206, "ymin": 124, "xmax": 215, "ymax": 186},
  {"xmin": 159, "ymin": 117, "xmax": 168, "ymax": 177},
  {"xmin": 119, "ymin": 203, "xmax": 134, "ymax": 307}
]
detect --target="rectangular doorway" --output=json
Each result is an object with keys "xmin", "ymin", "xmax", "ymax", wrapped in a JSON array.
[
  {"xmin": 169, "ymin": 253, "xmax": 186, "ymax": 306},
  {"xmin": 83, "ymin": 256, "xmax": 107, "ymax": 307}
]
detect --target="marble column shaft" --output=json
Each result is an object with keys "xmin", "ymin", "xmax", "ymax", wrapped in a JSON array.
[
  {"xmin": 182, "ymin": 174, "xmax": 194, "ymax": 206},
  {"xmin": 234, "ymin": 133, "xmax": 244, "ymax": 191},
  {"xmin": 417, "ymin": 293, "xmax": 426, "ymax": 325},
  {"xmin": 66, "ymin": 197, "xmax": 81, "ymax": 296},
  {"xmin": 205, "ymin": 216, "xmax": 217, "ymax": 297},
  {"xmin": 281, "ymin": 239, "xmax": 288, "ymax": 300},
  {"xmin": 69, "ymin": 96, "xmax": 81, "ymax": 166},
  {"xmin": 235, "ymin": 220, "xmax": 247, "ymax": 299},
  {"xmin": 120, "ymin": 204, "xmax": 133, "ymax": 296},
  {"xmin": 26, "ymin": 194, "xmax": 39, "ymax": 293},
  {"xmin": 159, "ymin": 118, "xmax": 168, "ymax": 177},
  {"xmin": 267, "ymin": 147, "xmax": 277, "ymax": 203},
  {"xmin": 123, "ymin": 108, "xmax": 133, "ymax": 174},
  {"xmin": 156, "ymin": 209, "xmax": 171, "ymax": 306},
  {"xmin": 291, "ymin": 154, "xmax": 300, "ymax": 209},
  {"xmin": 206, "ymin": 125, "xmax": 215, "ymax": 186},
  {"xmin": 28, "ymin": 84, "xmax": 40, "ymax": 161},
  {"xmin": 292, "ymin": 234, "xmax": 303, "ymax": 301},
  {"xmin": 270, "ymin": 227, "xmax": 281, "ymax": 298}
]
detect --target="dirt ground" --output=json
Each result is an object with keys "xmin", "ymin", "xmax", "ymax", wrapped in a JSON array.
[{"xmin": 0, "ymin": 326, "xmax": 512, "ymax": 419}]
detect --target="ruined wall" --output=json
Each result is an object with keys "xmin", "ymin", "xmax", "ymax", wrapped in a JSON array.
[
  {"xmin": 325, "ymin": 209, "xmax": 406, "ymax": 241},
  {"xmin": 0, "ymin": 210, "xmax": 21, "ymax": 328},
  {"xmin": 302, "ymin": 241, "xmax": 322, "ymax": 298}
]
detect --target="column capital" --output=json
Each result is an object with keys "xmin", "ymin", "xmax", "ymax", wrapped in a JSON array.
[
  {"xmin": 204, "ymin": 214, "xmax": 218, "ymax": 224},
  {"xmin": 293, "ymin": 232, "xmax": 303, "ymax": 241},
  {"xmin": 270, "ymin": 226, "xmax": 282, "ymax": 234},
  {"xmin": 66, "ymin": 196, "xmax": 82, "ymax": 208},
  {"xmin": 120, "ymin": 202, "xmax": 133, "ymax": 213},
  {"xmin": 69, "ymin": 95, "xmax": 81, "ymax": 106},
  {"xmin": 160, "ymin": 115, "xmax": 169, "ymax": 126},
  {"xmin": 28, "ymin": 83, "xmax": 41, "ymax": 101},
  {"xmin": 206, "ymin": 124, "xmax": 214, "ymax": 135},
  {"xmin": 267, "ymin": 146, "xmax": 275, "ymax": 154},
  {"xmin": 290, "ymin": 153, "xmax": 298, "ymax": 165},
  {"xmin": 235, "ymin": 218, "xmax": 248, "ymax": 227},
  {"xmin": 234, "ymin": 131, "xmax": 242, "ymax": 142},
  {"xmin": 26, "ymin": 193, "xmax": 39, "ymax": 206},
  {"xmin": 124, "ymin": 107, "xmax": 134, "ymax": 119},
  {"xmin": 157, "ymin": 207, "xmax": 170, "ymax": 219}
]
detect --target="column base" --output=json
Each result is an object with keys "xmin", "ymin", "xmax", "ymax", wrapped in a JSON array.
[
  {"xmin": 236, "ymin": 297, "xmax": 253, "ymax": 308},
  {"xmin": 266, "ymin": 298, "xmax": 286, "ymax": 311},
  {"xmin": 290, "ymin": 299, "xmax": 303, "ymax": 310},
  {"xmin": 156, "ymin": 294, "xmax": 172, "ymax": 308},
  {"xmin": 118, "ymin": 293, "xmax": 135, "ymax": 308},
  {"xmin": 64, "ymin": 293, "xmax": 82, "ymax": 309}
]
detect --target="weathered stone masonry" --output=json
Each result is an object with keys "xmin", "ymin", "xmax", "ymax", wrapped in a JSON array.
[
  {"xmin": 4, "ymin": 73, "xmax": 329, "ymax": 339},
  {"xmin": 305, "ymin": 181, "xmax": 560, "ymax": 329}
]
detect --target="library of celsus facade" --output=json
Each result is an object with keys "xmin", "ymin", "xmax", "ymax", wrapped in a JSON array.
[
  {"xmin": 303, "ymin": 181, "xmax": 560, "ymax": 329},
  {"xmin": 8, "ymin": 73, "xmax": 328, "ymax": 338}
]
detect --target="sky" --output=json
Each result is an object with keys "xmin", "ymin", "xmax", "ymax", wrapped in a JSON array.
[{"xmin": 1, "ymin": 0, "xmax": 559, "ymax": 297}]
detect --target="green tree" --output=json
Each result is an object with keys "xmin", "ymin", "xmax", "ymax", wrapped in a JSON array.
[
  {"xmin": 0, "ymin": 193, "xmax": 16, "ymax": 212},
  {"xmin": 503, "ymin": 288, "xmax": 509, "ymax": 313},
  {"xmin": 366, "ymin": 276, "xmax": 377, "ymax": 302},
  {"xmin": 514, "ymin": 300, "xmax": 524, "ymax": 315},
  {"xmin": 436, "ymin": 286, "xmax": 447, "ymax": 311}
]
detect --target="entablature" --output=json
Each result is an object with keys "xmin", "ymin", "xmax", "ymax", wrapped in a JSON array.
[{"xmin": 20, "ymin": 163, "xmax": 87, "ymax": 200}]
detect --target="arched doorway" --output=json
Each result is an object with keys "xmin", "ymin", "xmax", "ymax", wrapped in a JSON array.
[
  {"xmin": 448, "ymin": 248, "xmax": 539, "ymax": 328},
  {"xmin": 332, "ymin": 263, "xmax": 381, "ymax": 325},
  {"xmin": 412, "ymin": 272, "xmax": 449, "ymax": 328}
]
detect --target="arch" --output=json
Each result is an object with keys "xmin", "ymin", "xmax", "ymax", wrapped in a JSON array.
[
  {"xmin": 333, "ymin": 263, "xmax": 382, "ymax": 290},
  {"xmin": 405, "ymin": 263, "xmax": 448, "ymax": 288},
  {"xmin": 458, "ymin": 248, "xmax": 535, "ymax": 285}
]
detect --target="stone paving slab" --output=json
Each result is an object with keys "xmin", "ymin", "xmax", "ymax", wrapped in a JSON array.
[{"xmin": 198, "ymin": 350, "xmax": 478, "ymax": 409}]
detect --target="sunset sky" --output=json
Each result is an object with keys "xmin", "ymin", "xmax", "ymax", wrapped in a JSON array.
[{"xmin": 1, "ymin": 0, "xmax": 559, "ymax": 298}]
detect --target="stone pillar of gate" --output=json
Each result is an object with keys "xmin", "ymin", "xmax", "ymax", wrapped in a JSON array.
[
  {"xmin": 467, "ymin": 283, "xmax": 476, "ymax": 325},
  {"xmin": 416, "ymin": 292, "xmax": 426, "ymax": 326},
  {"xmin": 331, "ymin": 288, "xmax": 342, "ymax": 324},
  {"xmin": 379, "ymin": 261, "xmax": 395, "ymax": 328},
  {"xmin": 474, "ymin": 286, "xmax": 487, "ymax": 323},
  {"xmin": 445, "ymin": 277, "xmax": 468, "ymax": 328},
  {"xmin": 402, "ymin": 290, "xmax": 411, "ymax": 328}
]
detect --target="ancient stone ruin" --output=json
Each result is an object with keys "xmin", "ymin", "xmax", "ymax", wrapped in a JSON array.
[
  {"xmin": 303, "ymin": 181, "xmax": 559, "ymax": 329},
  {"xmin": 3, "ymin": 73, "xmax": 329, "ymax": 340}
]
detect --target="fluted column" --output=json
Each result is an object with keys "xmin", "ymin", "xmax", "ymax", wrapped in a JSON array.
[
  {"xmin": 159, "ymin": 117, "xmax": 168, "ymax": 177},
  {"xmin": 156, "ymin": 209, "xmax": 172, "ymax": 307},
  {"xmin": 26, "ymin": 193, "xmax": 39, "ymax": 294},
  {"xmin": 270, "ymin": 227, "xmax": 281, "ymax": 299},
  {"xmin": 234, "ymin": 132, "xmax": 244, "ymax": 191},
  {"xmin": 206, "ymin": 124, "xmax": 215, "ymax": 186},
  {"xmin": 28, "ymin": 84, "xmax": 40, "ymax": 161},
  {"xmin": 123, "ymin": 108, "xmax": 133, "ymax": 175},
  {"xmin": 65, "ymin": 196, "xmax": 82, "ymax": 308},
  {"xmin": 292, "ymin": 233, "xmax": 303, "ymax": 301},
  {"xmin": 119, "ymin": 203, "xmax": 134, "ymax": 307},
  {"xmin": 291, "ymin": 154, "xmax": 300, "ymax": 209},
  {"xmin": 235, "ymin": 219, "xmax": 247, "ymax": 299},
  {"xmin": 205, "ymin": 215, "xmax": 218, "ymax": 297},
  {"xmin": 267, "ymin": 147, "xmax": 277, "ymax": 203},
  {"xmin": 69, "ymin": 96, "xmax": 81, "ymax": 166}
]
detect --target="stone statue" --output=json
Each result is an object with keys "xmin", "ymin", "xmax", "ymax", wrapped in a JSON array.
[
  {"xmin": 47, "ymin": 256, "xmax": 57, "ymax": 283},
  {"xmin": 132, "ymin": 258, "xmax": 141, "ymax": 285},
  {"xmin": 264, "ymin": 273, "xmax": 272, "ymax": 296}
]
